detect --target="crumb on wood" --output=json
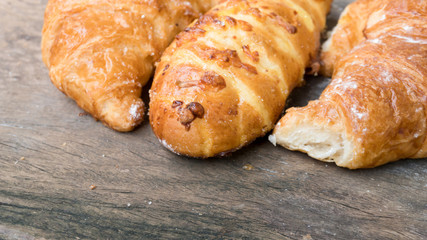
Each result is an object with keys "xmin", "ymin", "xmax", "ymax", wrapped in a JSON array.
[
  {"xmin": 90, "ymin": 185, "xmax": 96, "ymax": 190},
  {"xmin": 243, "ymin": 164, "xmax": 254, "ymax": 171},
  {"xmin": 20, "ymin": 157, "xmax": 25, "ymax": 161},
  {"xmin": 62, "ymin": 142, "xmax": 67, "ymax": 146},
  {"xmin": 303, "ymin": 234, "xmax": 313, "ymax": 240},
  {"xmin": 79, "ymin": 112, "xmax": 89, "ymax": 117}
]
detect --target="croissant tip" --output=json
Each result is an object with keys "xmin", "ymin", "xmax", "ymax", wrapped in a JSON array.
[{"xmin": 97, "ymin": 97, "xmax": 145, "ymax": 132}]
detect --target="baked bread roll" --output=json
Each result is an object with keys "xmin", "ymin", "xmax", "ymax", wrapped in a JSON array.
[
  {"xmin": 149, "ymin": 0, "xmax": 332, "ymax": 157},
  {"xmin": 271, "ymin": 0, "xmax": 427, "ymax": 169},
  {"xmin": 320, "ymin": 0, "xmax": 383, "ymax": 77},
  {"xmin": 41, "ymin": 0, "xmax": 218, "ymax": 131}
]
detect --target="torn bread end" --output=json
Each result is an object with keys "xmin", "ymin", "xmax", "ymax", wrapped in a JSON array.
[
  {"xmin": 274, "ymin": 121, "xmax": 353, "ymax": 167},
  {"xmin": 268, "ymin": 134, "xmax": 277, "ymax": 146}
]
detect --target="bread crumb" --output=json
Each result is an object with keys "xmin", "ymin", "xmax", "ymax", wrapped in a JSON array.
[
  {"xmin": 20, "ymin": 157, "xmax": 25, "ymax": 161},
  {"xmin": 268, "ymin": 134, "xmax": 277, "ymax": 146},
  {"xmin": 90, "ymin": 185, "xmax": 96, "ymax": 190},
  {"xmin": 62, "ymin": 142, "xmax": 67, "ymax": 146},
  {"xmin": 243, "ymin": 164, "xmax": 254, "ymax": 171},
  {"xmin": 303, "ymin": 234, "xmax": 313, "ymax": 240}
]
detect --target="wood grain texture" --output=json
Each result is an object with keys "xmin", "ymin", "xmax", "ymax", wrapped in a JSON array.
[{"xmin": 0, "ymin": 0, "xmax": 426, "ymax": 239}]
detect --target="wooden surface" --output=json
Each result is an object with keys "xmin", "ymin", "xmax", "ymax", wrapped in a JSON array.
[{"xmin": 1, "ymin": 0, "xmax": 426, "ymax": 239}]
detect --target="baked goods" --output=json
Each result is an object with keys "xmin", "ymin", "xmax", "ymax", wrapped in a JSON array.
[
  {"xmin": 271, "ymin": 0, "xmax": 427, "ymax": 169},
  {"xmin": 41, "ymin": 0, "xmax": 218, "ymax": 131},
  {"xmin": 320, "ymin": 0, "xmax": 383, "ymax": 77},
  {"xmin": 149, "ymin": 0, "xmax": 332, "ymax": 157}
]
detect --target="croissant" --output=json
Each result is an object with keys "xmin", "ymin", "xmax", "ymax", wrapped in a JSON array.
[
  {"xmin": 149, "ymin": 0, "xmax": 332, "ymax": 157},
  {"xmin": 41, "ymin": 0, "xmax": 218, "ymax": 131},
  {"xmin": 271, "ymin": 0, "xmax": 427, "ymax": 169},
  {"xmin": 320, "ymin": 0, "xmax": 383, "ymax": 77}
]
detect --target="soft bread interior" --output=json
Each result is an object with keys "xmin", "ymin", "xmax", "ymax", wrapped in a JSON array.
[{"xmin": 273, "ymin": 122, "xmax": 353, "ymax": 166}]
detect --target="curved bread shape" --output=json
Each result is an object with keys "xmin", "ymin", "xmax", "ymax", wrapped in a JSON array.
[
  {"xmin": 273, "ymin": 0, "xmax": 427, "ymax": 169},
  {"xmin": 42, "ymin": 0, "xmax": 218, "ymax": 131},
  {"xmin": 320, "ymin": 0, "xmax": 383, "ymax": 76},
  {"xmin": 150, "ymin": 0, "xmax": 332, "ymax": 157}
]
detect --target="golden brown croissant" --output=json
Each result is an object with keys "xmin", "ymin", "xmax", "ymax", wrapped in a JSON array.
[
  {"xmin": 271, "ymin": 0, "xmax": 427, "ymax": 169},
  {"xmin": 41, "ymin": 0, "xmax": 218, "ymax": 131},
  {"xmin": 149, "ymin": 0, "xmax": 332, "ymax": 157},
  {"xmin": 320, "ymin": 0, "xmax": 383, "ymax": 77}
]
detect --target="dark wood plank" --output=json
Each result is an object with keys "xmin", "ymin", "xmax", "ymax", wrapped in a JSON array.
[{"xmin": 1, "ymin": 0, "xmax": 426, "ymax": 239}]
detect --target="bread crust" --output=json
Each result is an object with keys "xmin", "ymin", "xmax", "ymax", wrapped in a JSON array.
[
  {"xmin": 320, "ymin": 0, "xmax": 382, "ymax": 77},
  {"xmin": 42, "ymin": 0, "xmax": 219, "ymax": 131},
  {"xmin": 274, "ymin": 0, "xmax": 427, "ymax": 169},
  {"xmin": 150, "ymin": 0, "xmax": 332, "ymax": 157}
]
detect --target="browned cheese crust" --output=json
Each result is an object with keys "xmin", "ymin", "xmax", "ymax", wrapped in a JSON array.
[
  {"xmin": 149, "ymin": 0, "xmax": 332, "ymax": 157},
  {"xmin": 41, "ymin": 0, "xmax": 219, "ymax": 132},
  {"xmin": 274, "ymin": 0, "xmax": 427, "ymax": 169}
]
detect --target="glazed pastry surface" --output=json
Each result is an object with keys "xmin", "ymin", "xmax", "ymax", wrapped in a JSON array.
[
  {"xmin": 42, "ymin": 0, "xmax": 218, "ymax": 131},
  {"xmin": 150, "ymin": 0, "xmax": 332, "ymax": 157},
  {"xmin": 320, "ymin": 0, "xmax": 382, "ymax": 76},
  {"xmin": 272, "ymin": 0, "xmax": 427, "ymax": 169}
]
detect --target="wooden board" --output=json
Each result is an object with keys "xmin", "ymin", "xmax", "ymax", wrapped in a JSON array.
[{"xmin": 1, "ymin": 0, "xmax": 426, "ymax": 239}]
